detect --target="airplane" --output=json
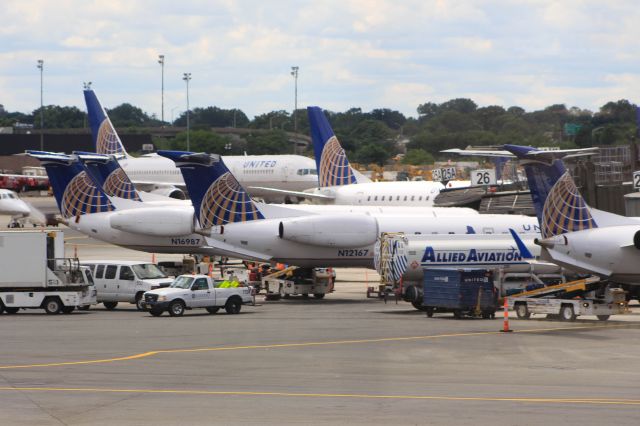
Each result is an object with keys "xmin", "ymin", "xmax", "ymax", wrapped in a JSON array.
[
  {"xmin": 503, "ymin": 144, "xmax": 640, "ymax": 295},
  {"xmin": 0, "ymin": 188, "xmax": 46, "ymax": 227},
  {"xmin": 251, "ymin": 106, "xmax": 469, "ymax": 206},
  {"xmin": 84, "ymin": 89, "xmax": 320, "ymax": 202},
  {"xmin": 28, "ymin": 150, "xmax": 479, "ymax": 262},
  {"xmin": 159, "ymin": 150, "xmax": 541, "ymax": 268}
]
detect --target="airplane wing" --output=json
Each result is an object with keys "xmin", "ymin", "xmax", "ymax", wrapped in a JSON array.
[
  {"xmin": 203, "ymin": 238, "xmax": 273, "ymax": 262},
  {"xmin": 247, "ymin": 186, "xmax": 336, "ymax": 200},
  {"xmin": 441, "ymin": 148, "xmax": 514, "ymax": 158}
]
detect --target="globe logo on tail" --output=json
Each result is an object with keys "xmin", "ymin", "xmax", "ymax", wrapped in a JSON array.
[
  {"xmin": 199, "ymin": 172, "xmax": 263, "ymax": 227},
  {"xmin": 103, "ymin": 168, "xmax": 141, "ymax": 201},
  {"xmin": 541, "ymin": 172, "xmax": 597, "ymax": 238},
  {"xmin": 61, "ymin": 171, "xmax": 115, "ymax": 218},
  {"xmin": 96, "ymin": 120, "xmax": 124, "ymax": 155},
  {"xmin": 319, "ymin": 137, "xmax": 356, "ymax": 187}
]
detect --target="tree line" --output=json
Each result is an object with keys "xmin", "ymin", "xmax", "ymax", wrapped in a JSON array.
[{"xmin": 0, "ymin": 98, "xmax": 637, "ymax": 165}]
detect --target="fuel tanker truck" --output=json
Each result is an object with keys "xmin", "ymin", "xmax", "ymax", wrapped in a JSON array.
[{"xmin": 374, "ymin": 232, "xmax": 569, "ymax": 310}]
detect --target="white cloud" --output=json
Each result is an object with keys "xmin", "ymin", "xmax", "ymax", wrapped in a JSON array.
[{"xmin": 2, "ymin": 0, "xmax": 640, "ymax": 119}]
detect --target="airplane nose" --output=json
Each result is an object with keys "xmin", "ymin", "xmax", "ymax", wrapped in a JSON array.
[{"xmin": 16, "ymin": 201, "xmax": 31, "ymax": 215}]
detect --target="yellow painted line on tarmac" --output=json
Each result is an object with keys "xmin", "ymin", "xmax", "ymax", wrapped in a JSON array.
[
  {"xmin": 0, "ymin": 386, "xmax": 639, "ymax": 406},
  {"xmin": 0, "ymin": 323, "xmax": 636, "ymax": 370}
]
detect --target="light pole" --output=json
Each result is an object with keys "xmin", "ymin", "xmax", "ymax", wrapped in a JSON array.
[
  {"xmin": 290, "ymin": 66, "xmax": 299, "ymax": 132},
  {"xmin": 182, "ymin": 72, "xmax": 191, "ymax": 151},
  {"xmin": 158, "ymin": 55, "xmax": 164, "ymax": 124},
  {"xmin": 37, "ymin": 59, "xmax": 44, "ymax": 150}
]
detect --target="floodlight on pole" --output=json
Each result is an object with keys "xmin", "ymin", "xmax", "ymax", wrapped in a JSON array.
[
  {"xmin": 37, "ymin": 59, "xmax": 44, "ymax": 150},
  {"xmin": 182, "ymin": 72, "xmax": 192, "ymax": 151},
  {"xmin": 158, "ymin": 55, "xmax": 165, "ymax": 124}
]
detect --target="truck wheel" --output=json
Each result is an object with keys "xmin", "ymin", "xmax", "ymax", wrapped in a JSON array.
[
  {"xmin": 453, "ymin": 310, "xmax": 463, "ymax": 319},
  {"xmin": 560, "ymin": 305, "xmax": 576, "ymax": 322},
  {"xmin": 313, "ymin": 293, "xmax": 325, "ymax": 299},
  {"xmin": 168, "ymin": 300, "xmax": 185, "ymax": 317},
  {"xmin": 225, "ymin": 298, "xmax": 242, "ymax": 314},
  {"xmin": 425, "ymin": 307, "xmax": 434, "ymax": 318},
  {"xmin": 411, "ymin": 300, "xmax": 426, "ymax": 310},
  {"xmin": 43, "ymin": 298, "xmax": 61, "ymax": 315},
  {"xmin": 149, "ymin": 308, "xmax": 163, "ymax": 317},
  {"xmin": 4, "ymin": 307, "xmax": 19, "ymax": 315},
  {"xmin": 596, "ymin": 315, "xmax": 610, "ymax": 321},
  {"xmin": 61, "ymin": 306, "xmax": 75, "ymax": 314},
  {"xmin": 206, "ymin": 307, "xmax": 220, "ymax": 314},
  {"xmin": 515, "ymin": 303, "xmax": 531, "ymax": 319},
  {"xmin": 302, "ymin": 293, "xmax": 309, "ymax": 299},
  {"xmin": 103, "ymin": 302, "xmax": 118, "ymax": 310},
  {"xmin": 135, "ymin": 293, "xmax": 146, "ymax": 311}
]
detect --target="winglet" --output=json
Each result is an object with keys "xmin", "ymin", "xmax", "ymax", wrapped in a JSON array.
[
  {"xmin": 84, "ymin": 89, "xmax": 129, "ymax": 157},
  {"xmin": 509, "ymin": 228, "xmax": 534, "ymax": 259},
  {"xmin": 157, "ymin": 150, "xmax": 264, "ymax": 227}
]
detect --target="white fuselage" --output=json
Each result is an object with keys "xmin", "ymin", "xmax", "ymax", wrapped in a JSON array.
[
  {"xmin": 541, "ymin": 226, "xmax": 640, "ymax": 285},
  {"xmin": 0, "ymin": 189, "xmax": 31, "ymax": 217},
  {"xmin": 304, "ymin": 180, "xmax": 447, "ymax": 206},
  {"xmin": 119, "ymin": 154, "xmax": 319, "ymax": 202},
  {"xmin": 208, "ymin": 214, "xmax": 541, "ymax": 267}
]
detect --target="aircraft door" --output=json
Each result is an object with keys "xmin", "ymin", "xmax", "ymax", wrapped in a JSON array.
[
  {"xmin": 190, "ymin": 278, "xmax": 213, "ymax": 307},
  {"xmin": 282, "ymin": 166, "xmax": 288, "ymax": 183}
]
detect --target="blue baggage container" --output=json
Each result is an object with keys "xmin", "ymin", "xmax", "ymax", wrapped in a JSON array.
[{"xmin": 423, "ymin": 269, "xmax": 497, "ymax": 318}]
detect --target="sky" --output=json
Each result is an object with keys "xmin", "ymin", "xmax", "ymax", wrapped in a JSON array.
[{"xmin": 2, "ymin": 0, "xmax": 640, "ymax": 120}]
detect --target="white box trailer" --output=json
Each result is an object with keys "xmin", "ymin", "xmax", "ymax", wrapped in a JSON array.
[{"xmin": 0, "ymin": 230, "xmax": 96, "ymax": 314}]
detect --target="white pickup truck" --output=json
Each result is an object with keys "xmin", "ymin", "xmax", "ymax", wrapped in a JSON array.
[{"xmin": 142, "ymin": 274, "xmax": 254, "ymax": 317}]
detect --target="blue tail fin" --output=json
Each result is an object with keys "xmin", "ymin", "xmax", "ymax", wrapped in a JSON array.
[
  {"xmin": 509, "ymin": 229, "xmax": 534, "ymax": 259},
  {"xmin": 84, "ymin": 89, "xmax": 128, "ymax": 157},
  {"xmin": 75, "ymin": 152, "xmax": 142, "ymax": 201},
  {"xmin": 27, "ymin": 151, "xmax": 115, "ymax": 218},
  {"xmin": 503, "ymin": 144, "xmax": 597, "ymax": 238},
  {"xmin": 157, "ymin": 151, "xmax": 264, "ymax": 227},
  {"xmin": 307, "ymin": 106, "xmax": 358, "ymax": 187}
]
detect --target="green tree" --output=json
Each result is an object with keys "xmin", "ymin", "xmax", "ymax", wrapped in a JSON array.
[
  {"xmin": 107, "ymin": 103, "xmax": 154, "ymax": 127},
  {"xmin": 245, "ymin": 130, "xmax": 292, "ymax": 154},
  {"xmin": 33, "ymin": 105, "xmax": 85, "ymax": 128},
  {"xmin": 401, "ymin": 149, "xmax": 435, "ymax": 165},
  {"xmin": 169, "ymin": 130, "xmax": 231, "ymax": 153}
]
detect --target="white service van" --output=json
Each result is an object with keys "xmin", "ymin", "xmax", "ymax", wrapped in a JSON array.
[{"xmin": 81, "ymin": 260, "xmax": 173, "ymax": 310}]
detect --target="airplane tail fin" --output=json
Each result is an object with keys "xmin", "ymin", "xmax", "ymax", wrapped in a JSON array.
[
  {"xmin": 307, "ymin": 106, "xmax": 359, "ymax": 187},
  {"xmin": 26, "ymin": 151, "xmax": 115, "ymax": 218},
  {"xmin": 157, "ymin": 151, "xmax": 264, "ymax": 227},
  {"xmin": 75, "ymin": 151, "xmax": 142, "ymax": 201},
  {"xmin": 84, "ymin": 89, "xmax": 129, "ymax": 157},
  {"xmin": 503, "ymin": 144, "xmax": 597, "ymax": 238}
]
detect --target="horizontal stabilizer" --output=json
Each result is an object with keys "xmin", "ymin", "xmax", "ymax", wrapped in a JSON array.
[{"xmin": 543, "ymin": 248, "xmax": 612, "ymax": 277}]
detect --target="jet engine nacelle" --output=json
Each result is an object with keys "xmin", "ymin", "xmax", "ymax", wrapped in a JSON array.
[
  {"xmin": 634, "ymin": 230, "xmax": 640, "ymax": 250},
  {"xmin": 110, "ymin": 207, "xmax": 194, "ymax": 237},
  {"xmin": 278, "ymin": 214, "xmax": 378, "ymax": 247},
  {"xmin": 149, "ymin": 186, "xmax": 186, "ymax": 200}
]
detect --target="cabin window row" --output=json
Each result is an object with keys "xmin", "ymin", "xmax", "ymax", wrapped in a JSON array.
[{"xmin": 366, "ymin": 195, "xmax": 430, "ymax": 202}]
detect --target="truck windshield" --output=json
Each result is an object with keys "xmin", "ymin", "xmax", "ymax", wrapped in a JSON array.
[
  {"xmin": 170, "ymin": 276, "xmax": 194, "ymax": 289},
  {"xmin": 132, "ymin": 264, "xmax": 168, "ymax": 279}
]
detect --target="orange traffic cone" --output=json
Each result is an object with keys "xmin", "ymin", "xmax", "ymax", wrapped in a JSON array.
[{"xmin": 500, "ymin": 297, "xmax": 512, "ymax": 333}]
